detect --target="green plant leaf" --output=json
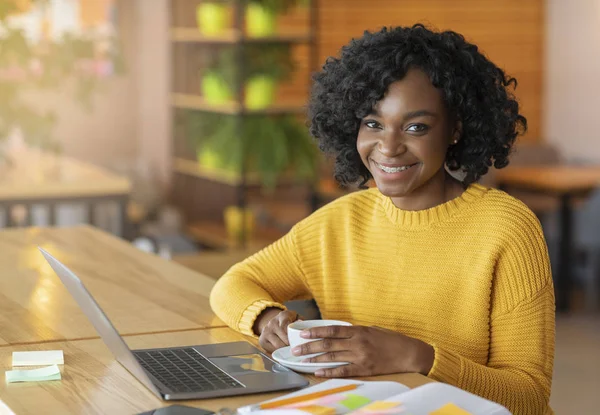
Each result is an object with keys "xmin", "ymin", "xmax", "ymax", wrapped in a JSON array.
[
  {"xmin": 186, "ymin": 112, "xmax": 318, "ymax": 189},
  {"xmin": 0, "ymin": 6, "xmax": 123, "ymax": 154},
  {"xmin": 206, "ymin": 43, "xmax": 294, "ymax": 87}
]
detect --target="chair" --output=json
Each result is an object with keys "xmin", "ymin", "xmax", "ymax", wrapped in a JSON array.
[
  {"xmin": 573, "ymin": 188, "xmax": 600, "ymax": 310},
  {"xmin": 485, "ymin": 142, "xmax": 563, "ymax": 216}
]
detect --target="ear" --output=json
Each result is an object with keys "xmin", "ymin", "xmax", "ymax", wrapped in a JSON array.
[{"xmin": 450, "ymin": 120, "xmax": 463, "ymax": 145}]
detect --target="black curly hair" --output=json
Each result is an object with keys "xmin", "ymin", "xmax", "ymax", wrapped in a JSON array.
[{"xmin": 308, "ymin": 24, "xmax": 527, "ymax": 187}]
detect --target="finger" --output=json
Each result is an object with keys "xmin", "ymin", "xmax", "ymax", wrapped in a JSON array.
[
  {"xmin": 278, "ymin": 311, "xmax": 300, "ymax": 344},
  {"xmin": 301, "ymin": 325, "xmax": 354, "ymax": 341},
  {"xmin": 273, "ymin": 323, "xmax": 290, "ymax": 345},
  {"xmin": 258, "ymin": 335, "xmax": 272, "ymax": 352},
  {"xmin": 265, "ymin": 333, "xmax": 287, "ymax": 351},
  {"xmin": 302, "ymin": 350, "xmax": 355, "ymax": 364},
  {"xmin": 261, "ymin": 340, "xmax": 277, "ymax": 354},
  {"xmin": 278, "ymin": 310, "xmax": 298, "ymax": 325},
  {"xmin": 292, "ymin": 338, "xmax": 351, "ymax": 357},
  {"xmin": 259, "ymin": 333, "xmax": 279, "ymax": 353},
  {"xmin": 314, "ymin": 364, "xmax": 357, "ymax": 378}
]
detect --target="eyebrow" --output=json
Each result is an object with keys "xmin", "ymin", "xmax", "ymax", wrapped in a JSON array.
[{"xmin": 367, "ymin": 108, "xmax": 438, "ymax": 121}]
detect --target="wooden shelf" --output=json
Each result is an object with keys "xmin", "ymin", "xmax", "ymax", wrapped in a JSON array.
[
  {"xmin": 173, "ymin": 158, "xmax": 301, "ymax": 187},
  {"xmin": 171, "ymin": 27, "xmax": 312, "ymax": 44},
  {"xmin": 173, "ymin": 158, "xmax": 244, "ymax": 186},
  {"xmin": 187, "ymin": 220, "xmax": 284, "ymax": 251},
  {"xmin": 171, "ymin": 28, "xmax": 239, "ymax": 43},
  {"xmin": 172, "ymin": 94, "xmax": 240, "ymax": 114},
  {"xmin": 172, "ymin": 93, "xmax": 307, "ymax": 115},
  {"xmin": 186, "ymin": 198, "xmax": 310, "ymax": 251},
  {"xmin": 170, "ymin": 1, "xmax": 319, "ymax": 241}
]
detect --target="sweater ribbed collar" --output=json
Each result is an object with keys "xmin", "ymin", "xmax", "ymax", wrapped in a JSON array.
[{"xmin": 377, "ymin": 183, "xmax": 489, "ymax": 227}]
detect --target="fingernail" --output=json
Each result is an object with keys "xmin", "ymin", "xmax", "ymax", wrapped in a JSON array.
[
  {"xmin": 291, "ymin": 347, "xmax": 301, "ymax": 355},
  {"xmin": 300, "ymin": 331, "xmax": 310, "ymax": 338},
  {"xmin": 315, "ymin": 370, "xmax": 325, "ymax": 376}
]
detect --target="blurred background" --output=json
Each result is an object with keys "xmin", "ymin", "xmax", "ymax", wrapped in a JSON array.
[{"xmin": 0, "ymin": 0, "xmax": 598, "ymax": 412}]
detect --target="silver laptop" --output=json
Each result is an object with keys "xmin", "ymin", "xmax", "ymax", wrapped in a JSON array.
[{"xmin": 39, "ymin": 248, "xmax": 308, "ymax": 400}]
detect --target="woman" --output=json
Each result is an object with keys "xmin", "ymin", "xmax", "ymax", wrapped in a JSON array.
[{"xmin": 210, "ymin": 24, "xmax": 554, "ymax": 415}]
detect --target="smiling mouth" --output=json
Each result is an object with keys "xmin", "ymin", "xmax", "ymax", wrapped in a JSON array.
[{"xmin": 373, "ymin": 161, "xmax": 419, "ymax": 173}]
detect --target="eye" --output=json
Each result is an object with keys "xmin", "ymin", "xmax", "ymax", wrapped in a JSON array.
[
  {"xmin": 406, "ymin": 124, "xmax": 429, "ymax": 133},
  {"xmin": 363, "ymin": 120, "xmax": 382, "ymax": 130}
]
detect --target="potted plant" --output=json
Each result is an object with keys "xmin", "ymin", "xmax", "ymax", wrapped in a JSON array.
[
  {"xmin": 196, "ymin": 1, "xmax": 230, "ymax": 36},
  {"xmin": 245, "ymin": 0, "xmax": 307, "ymax": 37},
  {"xmin": 195, "ymin": 0, "xmax": 308, "ymax": 38},
  {"xmin": 224, "ymin": 204, "xmax": 256, "ymax": 247},
  {"xmin": 186, "ymin": 111, "xmax": 318, "ymax": 188},
  {"xmin": 185, "ymin": 110, "xmax": 319, "ymax": 245},
  {"xmin": 201, "ymin": 44, "xmax": 294, "ymax": 109}
]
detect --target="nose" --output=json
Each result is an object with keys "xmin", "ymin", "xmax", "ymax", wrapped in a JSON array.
[{"xmin": 377, "ymin": 131, "xmax": 406, "ymax": 158}]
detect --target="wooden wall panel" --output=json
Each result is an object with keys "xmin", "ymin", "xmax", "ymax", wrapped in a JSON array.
[{"xmin": 280, "ymin": 0, "xmax": 544, "ymax": 142}]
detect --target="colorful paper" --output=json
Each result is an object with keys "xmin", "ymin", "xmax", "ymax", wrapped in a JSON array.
[
  {"xmin": 430, "ymin": 403, "xmax": 473, "ymax": 415},
  {"xmin": 284, "ymin": 393, "xmax": 346, "ymax": 408},
  {"xmin": 352, "ymin": 401, "xmax": 405, "ymax": 415},
  {"xmin": 12, "ymin": 350, "xmax": 64, "ymax": 366},
  {"xmin": 341, "ymin": 394, "xmax": 372, "ymax": 410},
  {"xmin": 362, "ymin": 401, "xmax": 403, "ymax": 410},
  {"xmin": 296, "ymin": 405, "xmax": 336, "ymax": 415},
  {"xmin": 5, "ymin": 364, "xmax": 61, "ymax": 383}
]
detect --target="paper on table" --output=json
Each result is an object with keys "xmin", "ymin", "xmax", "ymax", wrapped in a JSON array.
[
  {"xmin": 12, "ymin": 350, "xmax": 64, "ymax": 366},
  {"xmin": 340, "ymin": 395, "xmax": 372, "ymax": 411},
  {"xmin": 0, "ymin": 399, "xmax": 17, "ymax": 415},
  {"xmin": 238, "ymin": 380, "xmax": 410, "ymax": 415},
  {"xmin": 430, "ymin": 403, "xmax": 473, "ymax": 415},
  {"xmin": 5, "ymin": 365, "xmax": 62, "ymax": 383}
]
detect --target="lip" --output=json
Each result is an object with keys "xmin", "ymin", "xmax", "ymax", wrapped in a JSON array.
[
  {"xmin": 371, "ymin": 159, "xmax": 420, "ymax": 178},
  {"xmin": 374, "ymin": 161, "xmax": 419, "ymax": 168}
]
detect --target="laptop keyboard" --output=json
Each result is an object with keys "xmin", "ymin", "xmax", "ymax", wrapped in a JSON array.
[{"xmin": 134, "ymin": 348, "xmax": 244, "ymax": 393}]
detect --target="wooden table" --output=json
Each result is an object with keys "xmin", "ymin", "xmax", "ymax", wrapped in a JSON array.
[
  {"xmin": 0, "ymin": 328, "xmax": 431, "ymax": 415},
  {"xmin": 0, "ymin": 226, "xmax": 223, "ymax": 346},
  {"xmin": 0, "ymin": 226, "xmax": 431, "ymax": 414},
  {"xmin": 496, "ymin": 165, "xmax": 600, "ymax": 311},
  {"xmin": 0, "ymin": 149, "xmax": 131, "ymax": 237}
]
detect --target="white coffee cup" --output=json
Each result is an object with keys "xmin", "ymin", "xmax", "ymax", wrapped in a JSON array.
[{"xmin": 287, "ymin": 319, "xmax": 352, "ymax": 359}]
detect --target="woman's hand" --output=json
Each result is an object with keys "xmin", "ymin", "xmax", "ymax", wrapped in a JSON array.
[
  {"xmin": 255, "ymin": 309, "xmax": 301, "ymax": 353},
  {"xmin": 291, "ymin": 325, "xmax": 435, "ymax": 377}
]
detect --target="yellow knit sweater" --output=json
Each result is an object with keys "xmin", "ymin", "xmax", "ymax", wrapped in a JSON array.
[{"xmin": 210, "ymin": 183, "xmax": 555, "ymax": 415}]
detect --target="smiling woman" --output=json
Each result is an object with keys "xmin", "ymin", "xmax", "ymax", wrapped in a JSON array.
[
  {"xmin": 309, "ymin": 25, "xmax": 526, "ymax": 197},
  {"xmin": 210, "ymin": 24, "xmax": 554, "ymax": 415},
  {"xmin": 355, "ymin": 70, "xmax": 463, "ymax": 211}
]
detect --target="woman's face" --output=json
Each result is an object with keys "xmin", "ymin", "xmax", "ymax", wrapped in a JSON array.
[{"xmin": 356, "ymin": 68, "xmax": 459, "ymax": 210}]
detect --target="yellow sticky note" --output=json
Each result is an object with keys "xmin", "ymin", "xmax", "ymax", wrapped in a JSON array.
[
  {"xmin": 296, "ymin": 405, "xmax": 336, "ymax": 415},
  {"xmin": 430, "ymin": 403, "xmax": 472, "ymax": 415},
  {"xmin": 362, "ymin": 401, "xmax": 403, "ymax": 411}
]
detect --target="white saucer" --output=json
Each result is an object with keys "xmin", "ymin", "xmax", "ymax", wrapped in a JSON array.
[{"xmin": 271, "ymin": 346, "xmax": 349, "ymax": 374}]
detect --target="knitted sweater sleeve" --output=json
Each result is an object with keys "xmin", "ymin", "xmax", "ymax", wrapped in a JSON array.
[
  {"xmin": 428, "ymin": 212, "xmax": 555, "ymax": 415},
  {"xmin": 209, "ymin": 226, "xmax": 311, "ymax": 337}
]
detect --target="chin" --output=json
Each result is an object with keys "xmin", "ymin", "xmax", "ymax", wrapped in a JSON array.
[{"xmin": 374, "ymin": 182, "xmax": 416, "ymax": 198}]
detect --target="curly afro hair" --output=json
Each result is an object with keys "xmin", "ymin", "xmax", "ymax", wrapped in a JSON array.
[{"xmin": 308, "ymin": 24, "xmax": 527, "ymax": 187}]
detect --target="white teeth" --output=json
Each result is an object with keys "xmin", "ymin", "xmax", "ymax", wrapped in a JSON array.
[{"xmin": 375, "ymin": 161, "xmax": 414, "ymax": 173}]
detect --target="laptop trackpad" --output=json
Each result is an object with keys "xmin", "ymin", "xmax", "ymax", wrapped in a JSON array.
[{"xmin": 210, "ymin": 354, "xmax": 279, "ymax": 375}]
